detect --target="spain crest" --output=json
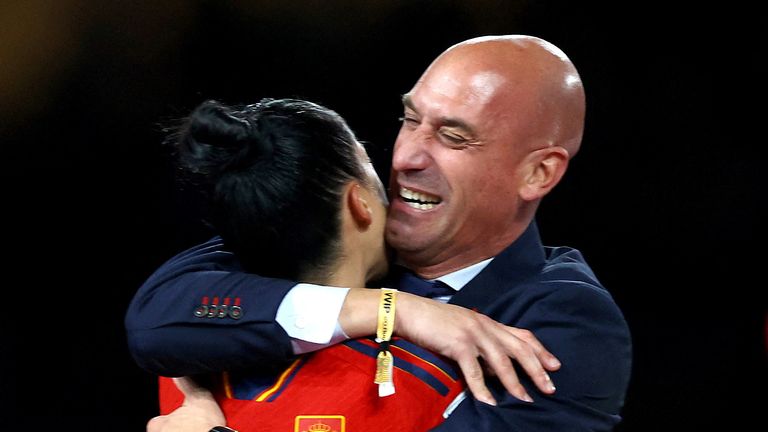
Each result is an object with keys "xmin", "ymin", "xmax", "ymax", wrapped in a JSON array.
[{"xmin": 294, "ymin": 415, "xmax": 345, "ymax": 432}]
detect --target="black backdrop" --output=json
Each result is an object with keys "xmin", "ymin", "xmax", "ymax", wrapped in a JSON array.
[{"xmin": 4, "ymin": 1, "xmax": 764, "ymax": 430}]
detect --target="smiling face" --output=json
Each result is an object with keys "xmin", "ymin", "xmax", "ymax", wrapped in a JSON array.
[{"xmin": 385, "ymin": 36, "xmax": 584, "ymax": 277}]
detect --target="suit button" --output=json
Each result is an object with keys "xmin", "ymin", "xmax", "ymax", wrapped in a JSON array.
[
  {"xmin": 295, "ymin": 316, "xmax": 307, "ymax": 329},
  {"xmin": 229, "ymin": 305, "xmax": 242, "ymax": 319},
  {"xmin": 194, "ymin": 305, "xmax": 208, "ymax": 317}
]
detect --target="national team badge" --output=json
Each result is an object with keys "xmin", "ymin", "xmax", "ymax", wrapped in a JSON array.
[{"xmin": 294, "ymin": 415, "xmax": 345, "ymax": 432}]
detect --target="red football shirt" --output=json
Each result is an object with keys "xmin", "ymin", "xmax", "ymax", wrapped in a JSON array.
[{"xmin": 160, "ymin": 337, "xmax": 467, "ymax": 432}]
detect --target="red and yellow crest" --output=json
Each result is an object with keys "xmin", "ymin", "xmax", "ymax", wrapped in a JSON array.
[{"xmin": 295, "ymin": 415, "xmax": 345, "ymax": 432}]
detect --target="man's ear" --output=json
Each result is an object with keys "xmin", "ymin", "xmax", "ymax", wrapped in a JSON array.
[
  {"xmin": 519, "ymin": 146, "xmax": 569, "ymax": 201},
  {"xmin": 347, "ymin": 182, "xmax": 373, "ymax": 227}
]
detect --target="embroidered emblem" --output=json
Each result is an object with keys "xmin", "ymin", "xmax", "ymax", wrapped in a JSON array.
[{"xmin": 294, "ymin": 415, "xmax": 345, "ymax": 432}]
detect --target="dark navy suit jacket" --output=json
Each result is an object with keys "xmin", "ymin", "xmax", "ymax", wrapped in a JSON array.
[{"xmin": 125, "ymin": 222, "xmax": 632, "ymax": 431}]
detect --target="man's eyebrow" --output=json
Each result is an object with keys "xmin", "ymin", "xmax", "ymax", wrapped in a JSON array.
[
  {"xmin": 401, "ymin": 94, "xmax": 477, "ymax": 137},
  {"xmin": 401, "ymin": 94, "xmax": 417, "ymax": 112}
]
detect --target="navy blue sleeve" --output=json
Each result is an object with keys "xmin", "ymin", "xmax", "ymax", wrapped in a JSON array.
[
  {"xmin": 434, "ymin": 281, "xmax": 632, "ymax": 431},
  {"xmin": 124, "ymin": 237, "xmax": 297, "ymax": 376}
]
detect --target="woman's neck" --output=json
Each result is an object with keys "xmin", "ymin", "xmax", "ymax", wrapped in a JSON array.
[{"xmin": 300, "ymin": 255, "xmax": 367, "ymax": 288}]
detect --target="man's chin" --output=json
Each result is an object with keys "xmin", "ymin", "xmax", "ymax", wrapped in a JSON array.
[{"xmin": 385, "ymin": 227, "xmax": 432, "ymax": 258}]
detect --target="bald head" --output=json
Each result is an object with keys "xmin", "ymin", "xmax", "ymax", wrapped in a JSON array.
[
  {"xmin": 387, "ymin": 35, "xmax": 585, "ymax": 275},
  {"xmin": 422, "ymin": 35, "xmax": 585, "ymax": 157}
]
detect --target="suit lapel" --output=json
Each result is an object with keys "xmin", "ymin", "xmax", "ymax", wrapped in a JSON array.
[{"xmin": 448, "ymin": 221, "xmax": 546, "ymax": 313}]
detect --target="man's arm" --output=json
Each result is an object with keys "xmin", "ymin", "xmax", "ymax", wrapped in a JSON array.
[
  {"xmin": 126, "ymin": 238, "xmax": 561, "ymax": 400},
  {"xmin": 125, "ymin": 237, "xmax": 297, "ymax": 376},
  {"xmin": 342, "ymin": 289, "xmax": 560, "ymax": 405}
]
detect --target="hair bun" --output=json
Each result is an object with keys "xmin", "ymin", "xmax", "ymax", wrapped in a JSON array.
[
  {"xmin": 179, "ymin": 100, "xmax": 271, "ymax": 176},
  {"xmin": 188, "ymin": 100, "xmax": 251, "ymax": 148}
]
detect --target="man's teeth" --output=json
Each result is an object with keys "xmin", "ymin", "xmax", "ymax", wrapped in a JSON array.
[
  {"xmin": 399, "ymin": 187, "xmax": 441, "ymax": 210},
  {"xmin": 408, "ymin": 202, "xmax": 437, "ymax": 210}
]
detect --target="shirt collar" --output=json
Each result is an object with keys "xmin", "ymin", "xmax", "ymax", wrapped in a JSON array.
[
  {"xmin": 389, "ymin": 221, "xmax": 542, "ymax": 295},
  {"xmin": 447, "ymin": 221, "xmax": 546, "ymax": 309},
  {"xmin": 432, "ymin": 257, "xmax": 494, "ymax": 292}
]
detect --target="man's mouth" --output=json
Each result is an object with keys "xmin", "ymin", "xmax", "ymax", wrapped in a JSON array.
[{"xmin": 399, "ymin": 186, "xmax": 442, "ymax": 210}]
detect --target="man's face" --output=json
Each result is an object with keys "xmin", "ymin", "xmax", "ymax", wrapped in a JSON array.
[{"xmin": 385, "ymin": 61, "xmax": 534, "ymax": 273}]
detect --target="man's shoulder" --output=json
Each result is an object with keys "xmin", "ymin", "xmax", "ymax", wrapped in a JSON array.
[
  {"xmin": 531, "ymin": 246, "xmax": 627, "ymax": 330},
  {"xmin": 160, "ymin": 236, "xmax": 238, "ymax": 269},
  {"xmin": 488, "ymin": 244, "xmax": 618, "ymax": 313},
  {"xmin": 140, "ymin": 236, "xmax": 242, "ymax": 288},
  {"xmin": 540, "ymin": 245, "xmax": 603, "ymax": 290}
]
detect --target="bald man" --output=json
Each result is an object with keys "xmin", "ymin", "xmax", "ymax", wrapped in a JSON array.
[{"xmin": 128, "ymin": 35, "xmax": 632, "ymax": 431}]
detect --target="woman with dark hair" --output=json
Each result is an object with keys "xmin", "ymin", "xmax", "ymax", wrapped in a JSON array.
[
  {"xmin": 173, "ymin": 98, "xmax": 389, "ymax": 284},
  {"xmin": 154, "ymin": 98, "xmax": 466, "ymax": 431}
]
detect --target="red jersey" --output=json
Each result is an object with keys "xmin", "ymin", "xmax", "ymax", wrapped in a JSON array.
[{"xmin": 160, "ymin": 337, "xmax": 466, "ymax": 432}]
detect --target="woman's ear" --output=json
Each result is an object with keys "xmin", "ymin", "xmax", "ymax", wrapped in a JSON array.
[
  {"xmin": 347, "ymin": 182, "xmax": 373, "ymax": 227},
  {"xmin": 519, "ymin": 146, "xmax": 570, "ymax": 201}
]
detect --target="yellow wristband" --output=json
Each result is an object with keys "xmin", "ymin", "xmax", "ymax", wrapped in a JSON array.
[
  {"xmin": 374, "ymin": 288, "xmax": 397, "ymax": 397},
  {"xmin": 376, "ymin": 288, "xmax": 397, "ymax": 343}
]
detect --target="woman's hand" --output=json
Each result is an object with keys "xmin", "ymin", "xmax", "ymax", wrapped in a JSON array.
[{"xmin": 146, "ymin": 377, "xmax": 226, "ymax": 432}]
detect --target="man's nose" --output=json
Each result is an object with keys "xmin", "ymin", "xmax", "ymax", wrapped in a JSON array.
[{"xmin": 391, "ymin": 132, "xmax": 431, "ymax": 173}]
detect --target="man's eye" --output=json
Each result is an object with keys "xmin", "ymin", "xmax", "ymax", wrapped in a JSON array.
[{"xmin": 441, "ymin": 132, "xmax": 466, "ymax": 143}]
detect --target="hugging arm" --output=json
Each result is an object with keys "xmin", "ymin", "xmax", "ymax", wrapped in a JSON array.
[
  {"xmin": 126, "ymin": 238, "xmax": 560, "ymax": 400},
  {"xmin": 125, "ymin": 238, "xmax": 297, "ymax": 376}
]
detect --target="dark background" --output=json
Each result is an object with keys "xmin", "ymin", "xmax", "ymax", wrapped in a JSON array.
[{"xmin": 5, "ymin": 1, "xmax": 764, "ymax": 430}]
